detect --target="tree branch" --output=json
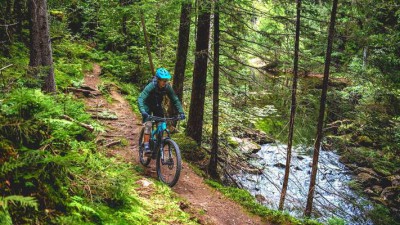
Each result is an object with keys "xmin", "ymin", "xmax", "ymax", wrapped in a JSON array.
[
  {"xmin": 0, "ymin": 64, "xmax": 13, "ymax": 71},
  {"xmin": 62, "ymin": 115, "xmax": 94, "ymax": 132},
  {"xmin": 0, "ymin": 22, "xmax": 18, "ymax": 27}
]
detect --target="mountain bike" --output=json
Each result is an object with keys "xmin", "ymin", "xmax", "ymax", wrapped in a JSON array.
[{"xmin": 138, "ymin": 115, "xmax": 183, "ymax": 187}]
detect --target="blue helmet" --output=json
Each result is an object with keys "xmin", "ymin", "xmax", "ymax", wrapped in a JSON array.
[{"xmin": 155, "ymin": 68, "xmax": 171, "ymax": 80}]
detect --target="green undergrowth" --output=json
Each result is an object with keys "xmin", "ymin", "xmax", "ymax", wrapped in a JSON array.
[
  {"xmin": 0, "ymin": 87, "xmax": 198, "ymax": 224},
  {"xmin": 339, "ymin": 147, "xmax": 400, "ymax": 176},
  {"xmin": 173, "ymin": 133, "xmax": 207, "ymax": 163},
  {"xmin": 0, "ymin": 40, "xmax": 95, "ymax": 92},
  {"xmin": 0, "ymin": 37, "xmax": 198, "ymax": 224},
  {"xmin": 53, "ymin": 40, "xmax": 94, "ymax": 90},
  {"xmin": 205, "ymin": 180, "xmax": 321, "ymax": 225}
]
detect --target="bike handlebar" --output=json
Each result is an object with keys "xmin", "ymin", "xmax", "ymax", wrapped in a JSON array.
[{"xmin": 146, "ymin": 115, "xmax": 183, "ymax": 122}]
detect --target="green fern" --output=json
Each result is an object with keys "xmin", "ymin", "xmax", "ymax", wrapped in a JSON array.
[
  {"xmin": 0, "ymin": 209, "xmax": 13, "ymax": 225},
  {"xmin": 0, "ymin": 160, "xmax": 26, "ymax": 176},
  {"xmin": 69, "ymin": 200, "xmax": 97, "ymax": 215},
  {"xmin": 0, "ymin": 195, "xmax": 38, "ymax": 211}
]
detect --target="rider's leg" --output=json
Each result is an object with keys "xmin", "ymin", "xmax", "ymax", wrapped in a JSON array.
[{"xmin": 144, "ymin": 121, "xmax": 152, "ymax": 154}]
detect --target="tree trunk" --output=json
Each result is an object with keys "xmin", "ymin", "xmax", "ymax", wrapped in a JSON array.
[
  {"xmin": 208, "ymin": 0, "xmax": 219, "ymax": 179},
  {"xmin": 362, "ymin": 46, "xmax": 368, "ymax": 69},
  {"xmin": 186, "ymin": 0, "xmax": 211, "ymax": 144},
  {"xmin": 14, "ymin": 0, "xmax": 26, "ymax": 39},
  {"xmin": 29, "ymin": 0, "xmax": 55, "ymax": 93},
  {"xmin": 0, "ymin": 0, "xmax": 14, "ymax": 56},
  {"xmin": 168, "ymin": 1, "xmax": 192, "ymax": 118},
  {"xmin": 140, "ymin": 11, "xmax": 155, "ymax": 76},
  {"xmin": 304, "ymin": 0, "xmax": 338, "ymax": 217},
  {"xmin": 279, "ymin": 0, "xmax": 301, "ymax": 211},
  {"xmin": 193, "ymin": 0, "xmax": 199, "ymax": 40}
]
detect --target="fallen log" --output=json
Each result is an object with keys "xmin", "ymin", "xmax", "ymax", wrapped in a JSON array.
[
  {"xmin": 101, "ymin": 134, "xmax": 123, "ymax": 137},
  {"xmin": 80, "ymin": 84, "xmax": 99, "ymax": 92},
  {"xmin": 67, "ymin": 87, "xmax": 101, "ymax": 96},
  {"xmin": 62, "ymin": 115, "xmax": 94, "ymax": 132},
  {"xmin": 105, "ymin": 140, "xmax": 121, "ymax": 148},
  {"xmin": 91, "ymin": 115, "xmax": 118, "ymax": 120}
]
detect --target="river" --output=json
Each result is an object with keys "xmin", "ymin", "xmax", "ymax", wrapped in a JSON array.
[{"xmin": 233, "ymin": 143, "xmax": 375, "ymax": 224}]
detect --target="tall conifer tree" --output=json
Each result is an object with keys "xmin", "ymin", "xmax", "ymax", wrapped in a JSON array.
[
  {"xmin": 186, "ymin": 0, "xmax": 211, "ymax": 144},
  {"xmin": 29, "ymin": 0, "xmax": 55, "ymax": 93}
]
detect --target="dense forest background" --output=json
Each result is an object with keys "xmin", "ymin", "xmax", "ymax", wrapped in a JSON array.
[{"xmin": 0, "ymin": 0, "xmax": 399, "ymax": 224}]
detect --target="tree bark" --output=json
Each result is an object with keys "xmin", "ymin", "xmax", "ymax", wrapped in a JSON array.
[
  {"xmin": 186, "ymin": 0, "xmax": 211, "ymax": 145},
  {"xmin": 168, "ymin": 1, "xmax": 192, "ymax": 118},
  {"xmin": 29, "ymin": 0, "xmax": 56, "ymax": 93},
  {"xmin": 140, "ymin": 11, "xmax": 155, "ymax": 76},
  {"xmin": 0, "ymin": 0, "xmax": 14, "ymax": 56},
  {"xmin": 304, "ymin": 0, "xmax": 338, "ymax": 217},
  {"xmin": 208, "ymin": 0, "xmax": 219, "ymax": 179},
  {"xmin": 279, "ymin": 0, "xmax": 301, "ymax": 211},
  {"xmin": 14, "ymin": 0, "xmax": 26, "ymax": 39}
]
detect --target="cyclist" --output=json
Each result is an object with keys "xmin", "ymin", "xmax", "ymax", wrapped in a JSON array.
[{"xmin": 138, "ymin": 68, "xmax": 185, "ymax": 155}]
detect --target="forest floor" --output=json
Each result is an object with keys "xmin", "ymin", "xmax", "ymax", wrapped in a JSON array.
[{"xmin": 80, "ymin": 63, "xmax": 266, "ymax": 225}]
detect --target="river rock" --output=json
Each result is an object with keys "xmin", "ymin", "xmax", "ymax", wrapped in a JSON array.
[
  {"xmin": 371, "ymin": 197, "xmax": 387, "ymax": 206},
  {"xmin": 296, "ymin": 155, "xmax": 305, "ymax": 160},
  {"xmin": 344, "ymin": 163, "xmax": 358, "ymax": 170},
  {"xmin": 273, "ymin": 162, "xmax": 286, "ymax": 168},
  {"xmin": 231, "ymin": 126, "xmax": 274, "ymax": 144},
  {"xmin": 354, "ymin": 167, "xmax": 379, "ymax": 177},
  {"xmin": 255, "ymin": 194, "xmax": 266, "ymax": 203},
  {"xmin": 293, "ymin": 166, "xmax": 302, "ymax": 171},
  {"xmin": 364, "ymin": 188, "xmax": 375, "ymax": 195},
  {"xmin": 387, "ymin": 175, "xmax": 400, "ymax": 186},
  {"xmin": 381, "ymin": 186, "xmax": 400, "ymax": 202},
  {"xmin": 230, "ymin": 137, "xmax": 261, "ymax": 154},
  {"xmin": 248, "ymin": 153, "xmax": 261, "ymax": 159},
  {"xmin": 356, "ymin": 135, "xmax": 373, "ymax": 147},
  {"xmin": 372, "ymin": 185, "xmax": 383, "ymax": 194},
  {"xmin": 357, "ymin": 172, "xmax": 379, "ymax": 186}
]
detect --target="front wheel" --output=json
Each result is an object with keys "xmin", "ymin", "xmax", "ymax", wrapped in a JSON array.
[
  {"xmin": 138, "ymin": 128, "xmax": 151, "ymax": 166},
  {"xmin": 156, "ymin": 139, "xmax": 182, "ymax": 187}
]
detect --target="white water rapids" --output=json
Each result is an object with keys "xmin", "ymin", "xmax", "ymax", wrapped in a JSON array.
[{"xmin": 234, "ymin": 143, "xmax": 375, "ymax": 224}]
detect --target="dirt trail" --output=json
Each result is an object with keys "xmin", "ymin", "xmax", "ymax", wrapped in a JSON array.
[{"xmin": 81, "ymin": 64, "xmax": 266, "ymax": 225}]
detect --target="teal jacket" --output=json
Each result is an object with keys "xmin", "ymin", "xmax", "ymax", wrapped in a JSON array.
[{"xmin": 138, "ymin": 79, "xmax": 184, "ymax": 114}]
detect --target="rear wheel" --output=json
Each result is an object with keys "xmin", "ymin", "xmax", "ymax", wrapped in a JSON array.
[
  {"xmin": 138, "ymin": 128, "xmax": 151, "ymax": 166},
  {"xmin": 156, "ymin": 139, "xmax": 182, "ymax": 187}
]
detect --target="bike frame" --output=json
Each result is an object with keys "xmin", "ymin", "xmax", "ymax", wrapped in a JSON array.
[{"xmin": 150, "ymin": 119, "xmax": 172, "ymax": 162}]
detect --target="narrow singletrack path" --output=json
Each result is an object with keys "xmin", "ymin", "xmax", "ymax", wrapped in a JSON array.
[{"xmin": 80, "ymin": 64, "xmax": 266, "ymax": 225}]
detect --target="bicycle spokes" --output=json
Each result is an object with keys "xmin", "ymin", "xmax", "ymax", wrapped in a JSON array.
[
  {"xmin": 138, "ymin": 128, "xmax": 151, "ymax": 166},
  {"xmin": 156, "ymin": 139, "xmax": 181, "ymax": 187}
]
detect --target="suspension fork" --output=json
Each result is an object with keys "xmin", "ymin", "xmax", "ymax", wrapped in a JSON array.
[{"xmin": 159, "ymin": 130, "xmax": 172, "ymax": 163}]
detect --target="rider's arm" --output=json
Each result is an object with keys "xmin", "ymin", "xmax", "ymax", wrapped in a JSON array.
[
  {"xmin": 166, "ymin": 85, "xmax": 184, "ymax": 113},
  {"xmin": 138, "ymin": 82, "xmax": 155, "ymax": 113}
]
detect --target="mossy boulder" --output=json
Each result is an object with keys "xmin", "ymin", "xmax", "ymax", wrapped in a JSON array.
[
  {"xmin": 229, "ymin": 137, "xmax": 261, "ymax": 154},
  {"xmin": 231, "ymin": 126, "xmax": 273, "ymax": 144},
  {"xmin": 357, "ymin": 172, "xmax": 380, "ymax": 186},
  {"xmin": 50, "ymin": 10, "xmax": 65, "ymax": 21},
  {"xmin": 387, "ymin": 175, "xmax": 400, "ymax": 186},
  {"xmin": 381, "ymin": 186, "xmax": 400, "ymax": 206},
  {"xmin": 357, "ymin": 135, "xmax": 373, "ymax": 147},
  {"xmin": 227, "ymin": 136, "xmax": 240, "ymax": 148}
]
